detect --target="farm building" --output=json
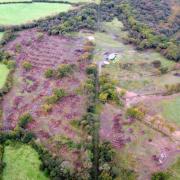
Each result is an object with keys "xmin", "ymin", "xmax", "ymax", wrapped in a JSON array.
[{"xmin": 108, "ymin": 53, "xmax": 116, "ymax": 61}]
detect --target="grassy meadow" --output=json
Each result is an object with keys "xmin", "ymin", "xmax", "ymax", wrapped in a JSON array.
[
  {"xmin": 3, "ymin": 142, "xmax": 48, "ymax": 180},
  {"xmin": 161, "ymin": 96, "xmax": 180, "ymax": 125},
  {"xmin": 168, "ymin": 157, "xmax": 180, "ymax": 180},
  {"xmin": 0, "ymin": 0, "xmax": 30, "ymax": 2},
  {"xmin": 0, "ymin": 3, "xmax": 71, "ymax": 25},
  {"xmin": 0, "ymin": 0, "xmax": 94, "ymax": 2},
  {"xmin": 0, "ymin": 64, "xmax": 9, "ymax": 89}
]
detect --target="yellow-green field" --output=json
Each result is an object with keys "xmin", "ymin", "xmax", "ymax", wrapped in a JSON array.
[
  {"xmin": 3, "ymin": 142, "xmax": 48, "ymax": 180},
  {"xmin": 0, "ymin": 3, "xmax": 71, "ymax": 25},
  {"xmin": 161, "ymin": 96, "xmax": 180, "ymax": 125}
]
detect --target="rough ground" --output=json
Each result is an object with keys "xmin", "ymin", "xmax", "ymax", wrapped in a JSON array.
[{"xmin": 3, "ymin": 29, "xmax": 90, "ymax": 172}]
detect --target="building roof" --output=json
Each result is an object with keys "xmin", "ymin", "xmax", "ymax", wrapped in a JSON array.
[{"xmin": 108, "ymin": 53, "xmax": 116, "ymax": 60}]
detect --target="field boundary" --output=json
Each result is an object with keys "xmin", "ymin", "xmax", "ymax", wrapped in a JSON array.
[{"xmin": 0, "ymin": 0, "xmax": 77, "ymax": 5}]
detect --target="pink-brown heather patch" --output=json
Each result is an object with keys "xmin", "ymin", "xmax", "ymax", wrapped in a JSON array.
[{"xmin": 3, "ymin": 29, "xmax": 89, "ymax": 172}]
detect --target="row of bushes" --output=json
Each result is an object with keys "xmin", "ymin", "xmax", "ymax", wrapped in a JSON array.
[
  {"xmin": 0, "ymin": 1, "xmax": 31, "ymax": 4},
  {"xmin": 126, "ymin": 107, "xmax": 145, "ymax": 120},
  {"xmin": 0, "ymin": 52, "xmax": 16, "ymax": 127},
  {"xmin": 45, "ymin": 64, "xmax": 74, "ymax": 78},
  {"xmin": 0, "ymin": 30, "xmax": 16, "ymax": 46},
  {"xmin": 81, "ymin": 40, "xmax": 118, "ymax": 179},
  {"xmin": 99, "ymin": 74, "xmax": 123, "ymax": 105},
  {"xmin": 117, "ymin": 3, "xmax": 180, "ymax": 62},
  {"xmin": 0, "ymin": 54, "xmax": 16, "ymax": 96}
]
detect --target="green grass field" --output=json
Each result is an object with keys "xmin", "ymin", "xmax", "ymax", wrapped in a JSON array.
[
  {"xmin": 3, "ymin": 142, "xmax": 48, "ymax": 180},
  {"xmin": 161, "ymin": 96, "xmax": 180, "ymax": 125},
  {"xmin": 0, "ymin": 0, "xmax": 95, "ymax": 2},
  {"xmin": 0, "ymin": 0, "xmax": 30, "ymax": 2},
  {"xmin": 0, "ymin": 3, "xmax": 71, "ymax": 25},
  {"xmin": 0, "ymin": 64, "xmax": 9, "ymax": 89},
  {"xmin": 168, "ymin": 157, "xmax": 180, "ymax": 180}
]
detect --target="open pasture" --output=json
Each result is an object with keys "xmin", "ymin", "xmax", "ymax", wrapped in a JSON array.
[
  {"xmin": 3, "ymin": 142, "xmax": 48, "ymax": 180},
  {"xmin": 0, "ymin": 3, "xmax": 71, "ymax": 25},
  {"xmin": 0, "ymin": 64, "xmax": 9, "ymax": 89},
  {"xmin": 167, "ymin": 157, "xmax": 180, "ymax": 180},
  {"xmin": 160, "ymin": 96, "xmax": 180, "ymax": 125}
]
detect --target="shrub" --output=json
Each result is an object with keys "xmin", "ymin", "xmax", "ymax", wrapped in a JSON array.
[
  {"xmin": 44, "ymin": 68, "xmax": 54, "ymax": 78},
  {"xmin": 36, "ymin": 32, "xmax": 44, "ymax": 41},
  {"xmin": 99, "ymin": 171, "xmax": 112, "ymax": 180},
  {"xmin": 99, "ymin": 92, "xmax": 108, "ymax": 103},
  {"xmin": 15, "ymin": 43, "xmax": 21, "ymax": 53},
  {"xmin": 83, "ymin": 41, "xmax": 95, "ymax": 52},
  {"xmin": 22, "ymin": 61, "xmax": 32, "ymax": 71},
  {"xmin": 159, "ymin": 67, "xmax": 168, "ymax": 74},
  {"xmin": 86, "ymin": 65, "xmax": 97, "ymax": 75},
  {"xmin": 18, "ymin": 113, "xmax": 32, "ymax": 128},
  {"xmin": 84, "ymin": 79, "xmax": 95, "ymax": 94},
  {"xmin": 99, "ymin": 75, "xmax": 121, "ymax": 105},
  {"xmin": 80, "ymin": 52, "xmax": 92, "ymax": 61},
  {"xmin": 56, "ymin": 64, "xmax": 73, "ymax": 78},
  {"xmin": 151, "ymin": 172, "xmax": 170, "ymax": 180},
  {"xmin": 152, "ymin": 60, "xmax": 161, "ymax": 68},
  {"xmin": 46, "ymin": 95, "xmax": 58, "ymax": 105},
  {"xmin": 119, "ymin": 89, "xmax": 126, "ymax": 97},
  {"xmin": 22, "ymin": 131, "xmax": 35, "ymax": 143},
  {"xmin": 53, "ymin": 88, "xmax": 66, "ymax": 99},
  {"xmin": 46, "ymin": 88, "xmax": 66, "ymax": 105},
  {"xmin": 0, "ymin": 30, "xmax": 15, "ymax": 46},
  {"xmin": 6, "ymin": 60, "xmax": 16, "ymax": 69},
  {"xmin": 126, "ymin": 107, "xmax": 144, "ymax": 120},
  {"xmin": 42, "ymin": 103, "xmax": 53, "ymax": 113}
]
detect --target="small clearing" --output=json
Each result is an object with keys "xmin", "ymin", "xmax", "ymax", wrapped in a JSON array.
[
  {"xmin": 3, "ymin": 142, "xmax": 48, "ymax": 180},
  {"xmin": 161, "ymin": 96, "xmax": 180, "ymax": 125}
]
